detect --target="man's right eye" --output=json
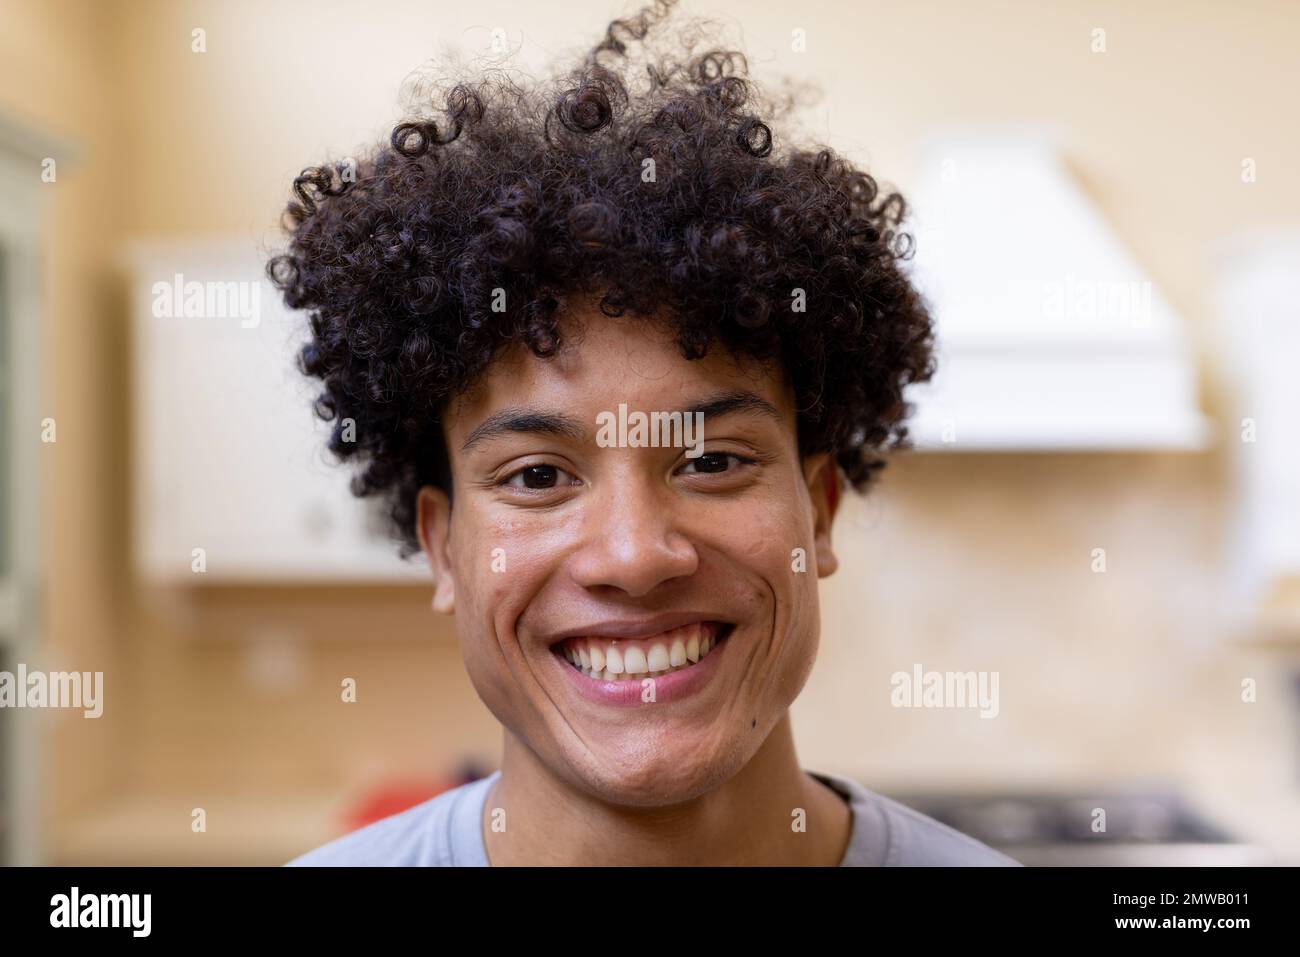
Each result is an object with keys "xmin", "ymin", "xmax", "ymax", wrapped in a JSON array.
[{"xmin": 501, "ymin": 464, "xmax": 575, "ymax": 491}]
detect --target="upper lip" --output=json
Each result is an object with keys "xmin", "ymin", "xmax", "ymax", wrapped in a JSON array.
[{"xmin": 545, "ymin": 611, "xmax": 734, "ymax": 646}]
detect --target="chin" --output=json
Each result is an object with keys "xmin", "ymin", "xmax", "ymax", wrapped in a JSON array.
[{"xmin": 560, "ymin": 733, "xmax": 750, "ymax": 808}]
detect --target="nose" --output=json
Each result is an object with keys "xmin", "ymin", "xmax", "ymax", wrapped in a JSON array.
[{"xmin": 566, "ymin": 475, "xmax": 699, "ymax": 598}]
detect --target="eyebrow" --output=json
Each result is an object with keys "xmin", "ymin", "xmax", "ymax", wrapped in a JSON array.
[{"xmin": 459, "ymin": 389, "xmax": 784, "ymax": 454}]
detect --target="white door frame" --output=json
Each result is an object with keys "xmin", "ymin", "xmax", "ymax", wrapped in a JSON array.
[{"xmin": 0, "ymin": 110, "xmax": 74, "ymax": 865}]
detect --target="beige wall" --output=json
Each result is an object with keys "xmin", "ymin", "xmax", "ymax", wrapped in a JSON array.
[{"xmin": 5, "ymin": 0, "xmax": 1298, "ymax": 861}]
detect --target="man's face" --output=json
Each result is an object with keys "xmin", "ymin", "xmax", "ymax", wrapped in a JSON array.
[{"xmin": 418, "ymin": 302, "xmax": 840, "ymax": 806}]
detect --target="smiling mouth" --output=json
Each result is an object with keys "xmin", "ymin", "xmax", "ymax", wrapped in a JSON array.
[{"xmin": 555, "ymin": 621, "xmax": 734, "ymax": 681}]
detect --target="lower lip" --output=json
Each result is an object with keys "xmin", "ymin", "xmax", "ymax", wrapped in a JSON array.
[{"xmin": 551, "ymin": 626, "xmax": 733, "ymax": 708}]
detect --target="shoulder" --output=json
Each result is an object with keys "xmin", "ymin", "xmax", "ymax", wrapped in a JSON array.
[
  {"xmin": 813, "ymin": 770, "xmax": 1022, "ymax": 867},
  {"xmin": 871, "ymin": 791, "xmax": 1022, "ymax": 866},
  {"xmin": 285, "ymin": 772, "xmax": 498, "ymax": 867}
]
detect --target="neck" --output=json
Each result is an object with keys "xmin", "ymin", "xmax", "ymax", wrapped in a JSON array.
[{"xmin": 481, "ymin": 712, "xmax": 852, "ymax": 866}]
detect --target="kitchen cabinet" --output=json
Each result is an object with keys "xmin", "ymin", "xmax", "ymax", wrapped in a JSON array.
[
  {"xmin": 1215, "ymin": 230, "xmax": 1300, "ymax": 633},
  {"xmin": 126, "ymin": 239, "xmax": 427, "ymax": 583}
]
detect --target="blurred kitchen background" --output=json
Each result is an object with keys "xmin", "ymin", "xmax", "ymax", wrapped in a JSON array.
[{"xmin": 1, "ymin": 0, "xmax": 1298, "ymax": 865}]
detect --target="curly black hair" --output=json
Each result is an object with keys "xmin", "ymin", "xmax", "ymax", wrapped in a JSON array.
[{"xmin": 268, "ymin": 0, "xmax": 936, "ymax": 556}]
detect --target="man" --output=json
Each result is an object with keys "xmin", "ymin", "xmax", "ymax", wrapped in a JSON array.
[{"xmin": 273, "ymin": 0, "xmax": 1018, "ymax": 866}]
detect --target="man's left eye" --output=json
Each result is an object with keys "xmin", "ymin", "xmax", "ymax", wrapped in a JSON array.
[{"xmin": 680, "ymin": 453, "xmax": 753, "ymax": 475}]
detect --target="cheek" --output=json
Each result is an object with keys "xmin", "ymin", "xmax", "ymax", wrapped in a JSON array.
[
  {"xmin": 730, "ymin": 493, "xmax": 820, "ymax": 654},
  {"xmin": 450, "ymin": 512, "xmax": 544, "ymax": 707},
  {"xmin": 717, "ymin": 491, "xmax": 810, "ymax": 579},
  {"xmin": 452, "ymin": 505, "xmax": 567, "ymax": 633}
]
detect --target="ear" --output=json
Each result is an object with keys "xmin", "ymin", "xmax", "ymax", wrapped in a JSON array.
[
  {"xmin": 801, "ymin": 453, "xmax": 840, "ymax": 578},
  {"xmin": 416, "ymin": 485, "xmax": 456, "ymax": 614}
]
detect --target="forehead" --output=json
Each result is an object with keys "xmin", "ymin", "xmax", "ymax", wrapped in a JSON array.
[{"xmin": 442, "ymin": 306, "xmax": 795, "ymax": 449}]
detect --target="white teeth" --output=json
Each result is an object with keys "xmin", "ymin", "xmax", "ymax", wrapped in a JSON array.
[
  {"xmin": 669, "ymin": 638, "xmax": 687, "ymax": 667},
  {"xmin": 647, "ymin": 642, "xmax": 670, "ymax": 672},
  {"xmin": 558, "ymin": 623, "xmax": 729, "ymax": 681},
  {"xmin": 623, "ymin": 645, "xmax": 648, "ymax": 675}
]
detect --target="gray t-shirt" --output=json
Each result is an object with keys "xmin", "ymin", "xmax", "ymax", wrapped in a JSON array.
[{"xmin": 287, "ymin": 768, "xmax": 1020, "ymax": 866}]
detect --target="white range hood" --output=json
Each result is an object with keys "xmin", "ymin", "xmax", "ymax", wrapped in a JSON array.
[{"xmin": 902, "ymin": 131, "xmax": 1209, "ymax": 450}]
